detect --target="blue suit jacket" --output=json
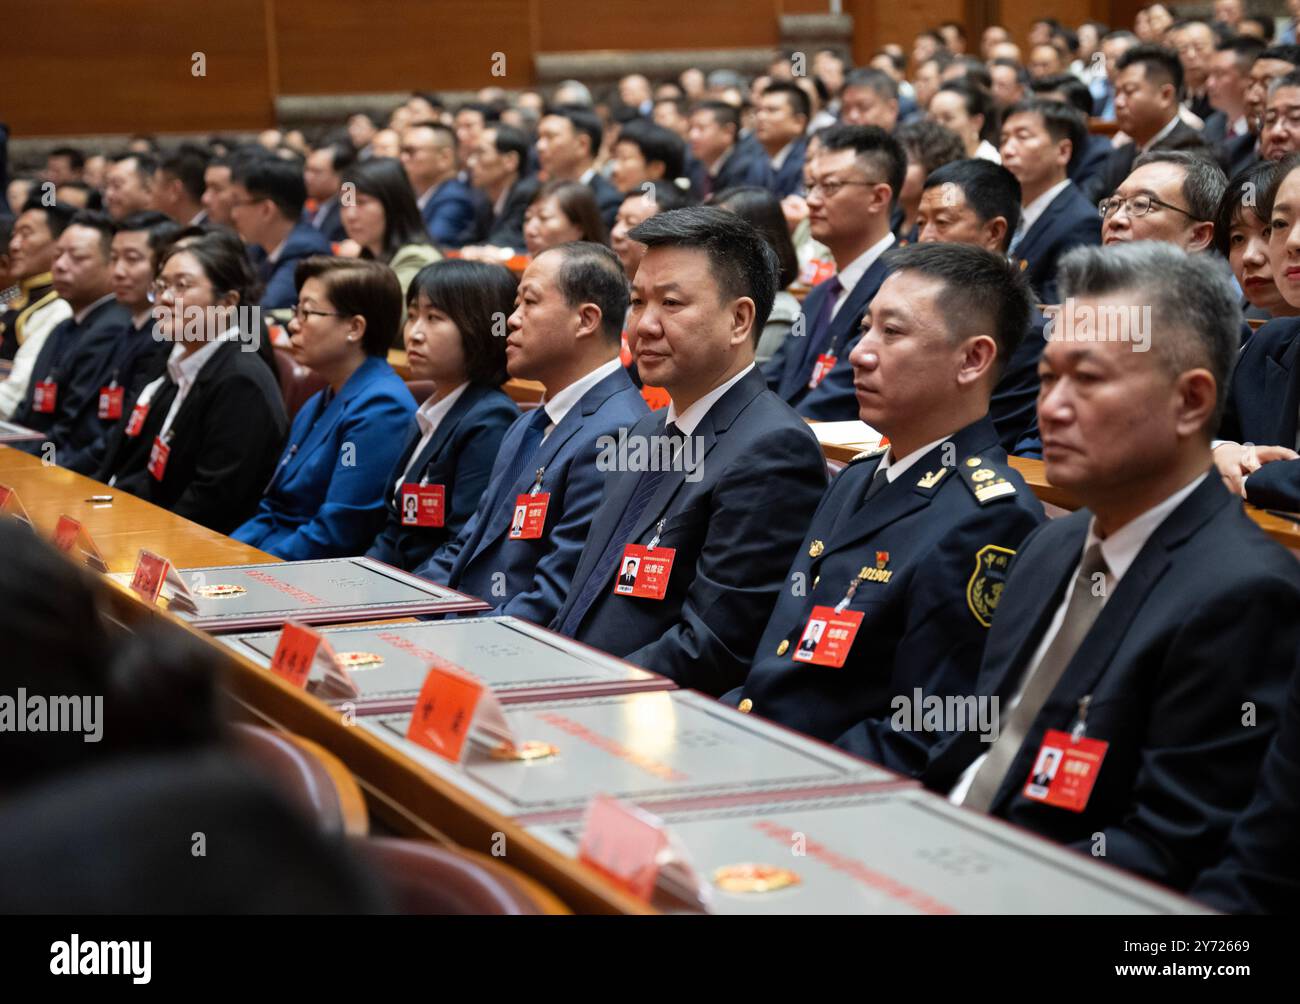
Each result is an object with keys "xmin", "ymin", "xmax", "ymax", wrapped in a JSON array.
[
  {"xmin": 259, "ymin": 223, "xmax": 333, "ymax": 310},
  {"xmin": 420, "ymin": 177, "xmax": 478, "ymax": 248},
  {"xmin": 302, "ymin": 197, "xmax": 346, "ymax": 244},
  {"xmin": 1068, "ymin": 134, "xmax": 1112, "ymax": 193},
  {"xmin": 922, "ymin": 475, "xmax": 1300, "ymax": 891},
  {"xmin": 686, "ymin": 145, "xmax": 773, "ymax": 200},
  {"xmin": 365, "ymin": 384, "xmax": 519, "ymax": 571},
  {"xmin": 415, "ymin": 365, "xmax": 649, "ymax": 626},
  {"xmin": 1013, "ymin": 182, "xmax": 1101, "ymax": 305},
  {"xmin": 768, "ymin": 137, "xmax": 808, "ymax": 199},
  {"xmin": 549, "ymin": 366, "xmax": 828, "ymax": 694},
  {"xmin": 1220, "ymin": 317, "xmax": 1300, "ymax": 512},
  {"xmin": 726, "ymin": 415, "xmax": 1044, "ymax": 773},
  {"xmin": 232, "ymin": 356, "xmax": 415, "ymax": 559},
  {"xmin": 762, "ymin": 251, "xmax": 891, "ymax": 420}
]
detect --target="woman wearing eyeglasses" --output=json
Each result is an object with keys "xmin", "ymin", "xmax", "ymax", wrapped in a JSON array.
[
  {"xmin": 231, "ymin": 257, "xmax": 416, "ymax": 559},
  {"xmin": 95, "ymin": 229, "xmax": 289, "ymax": 534}
]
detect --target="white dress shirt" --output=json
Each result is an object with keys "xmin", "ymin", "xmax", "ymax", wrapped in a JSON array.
[
  {"xmin": 395, "ymin": 382, "xmax": 469, "ymax": 492},
  {"xmin": 975, "ymin": 139, "xmax": 1002, "ymax": 164},
  {"xmin": 538, "ymin": 357, "xmax": 622, "ymax": 438},
  {"xmin": 830, "ymin": 232, "xmax": 896, "ymax": 322},
  {"xmin": 665, "ymin": 363, "xmax": 755, "ymax": 436},
  {"xmin": 1017, "ymin": 179, "xmax": 1072, "ymax": 238},
  {"xmin": 874, "ymin": 435, "xmax": 952, "ymax": 484},
  {"xmin": 948, "ymin": 471, "xmax": 1209, "ymax": 804}
]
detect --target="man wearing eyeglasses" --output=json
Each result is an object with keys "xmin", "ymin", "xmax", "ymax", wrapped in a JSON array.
[
  {"xmin": 762, "ymin": 125, "xmax": 904, "ymax": 421},
  {"xmin": 1262, "ymin": 72, "xmax": 1300, "ymax": 162},
  {"xmin": 1099, "ymin": 150, "xmax": 1225, "ymax": 252}
]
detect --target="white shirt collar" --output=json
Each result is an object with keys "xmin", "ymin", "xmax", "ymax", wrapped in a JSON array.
[
  {"xmin": 414, "ymin": 381, "xmax": 468, "ymax": 438},
  {"xmin": 167, "ymin": 326, "xmax": 239, "ymax": 392},
  {"xmin": 416, "ymin": 184, "xmax": 438, "ymax": 210},
  {"xmin": 770, "ymin": 140, "xmax": 797, "ymax": 170},
  {"xmin": 578, "ymin": 166, "xmax": 598, "ymax": 186},
  {"xmin": 1019, "ymin": 178, "xmax": 1072, "ymax": 237},
  {"xmin": 541, "ymin": 357, "xmax": 622, "ymax": 433},
  {"xmin": 1142, "ymin": 114, "xmax": 1182, "ymax": 152},
  {"xmin": 876, "ymin": 435, "xmax": 951, "ymax": 483},
  {"xmin": 1083, "ymin": 471, "xmax": 1208, "ymax": 585},
  {"xmin": 706, "ymin": 145, "xmax": 736, "ymax": 177},
  {"xmin": 975, "ymin": 139, "xmax": 1002, "ymax": 164},
  {"xmin": 836, "ymin": 232, "xmax": 896, "ymax": 299},
  {"xmin": 73, "ymin": 292, "xmax": 116, "ymax": 325},
  {"xmin": 665, "ymin": 363, "xmax": 754, "ymax": 435}
]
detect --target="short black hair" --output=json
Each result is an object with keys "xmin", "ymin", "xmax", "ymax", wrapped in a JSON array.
[
  {"xmin": 294, "ymin": 257, "xmax": 403, "ymax": 357},
  {"xmin": 1259, "ymin": 44, "xmax": 1300, "ymax": 68},
  {"xmin": 19, "ymin": 196, "xmax": 78, "ymax": 239},
  {"xmin": 761, "ymin": 80, "xmax": 812, "ymax": 122},
  {"xmin": 1215, "ymin": 160, "xmax": 1279, "ymax": 257},
  {"xmin": 455, "ymin": 101, "xmax": 500, "ymax": 124},
  {"xmin": 816, "ymin": 124, "xmax": 908, "ymax": 208},
  {"xmin": 922, "ymin": 159, "xmax": 1023, "ymax": 251},
  {"xmin": 1030, "ymin": 73, "xmax": 1094, "ymax": 116},
  {"xmin": 1130, "ymin": 149, "xmax": 1228, "ymax": 222},
  {"xmin": 880, "ymin": 241, "xmax": 1031, "ymax": 379},
  {"xmin": 66, "ymin": 209, "xmax": 117, "ymax": 259},
  {"xmin": 231, "ymin": 154, "xmax": 307, "ymax": 220},
  {"xmin": 1218, "ymin": 34, "xmax": 1267, "ymax": 73},
  {"xmin": 894, "ymin": 120, "xmax": 967, "ymax": 177},
  {"xmin": 712, "ymin": 186, "xmax": 799, "ymax": 288},
  {"xmin": 157, "ymin": 144, "xmax": 212, "ymax": 203},
  {"xmin": 622, "ymin": 180, "xmax": 696, "ymax": 214},
  {"xmin": 111, "ymin": 152, "xmax": 158, "ymax": 184},
  {"xmin": 628, "ymin": 206, "xmax": 777, "ymax": 339},
  {"xmin": 544, "ymin": 105, "xmax": 604, "ymax": 160},
  {"xmin": 1117, "ymin": 43, "xmax": 1185, "ymax": 97},
  {"xmin": 544, "ymin": 241, "xmax": 631, "ymax": 344},
  {"xmin": 406, "ymin": 259, "xmax": 514, "ymax": 386},
  {"xmin": 48, "ymin": 146, "xmax": 86, "ymax": 171},
  {"xmin": 614, "ymin": 119, "xmax": 687, "ymax": 181},
  {"xmin": 691, "ymin": 100, "xmax": 742, "ymax": 138},
  {"xmin": 843, "ymin": 67, "xmax": 898, "ymax": 102},
  {"xmin": 487, "ymin": 124, "xmax": 530, "ymax": 170},
  {"xmin": 1003, "ymin": 98, "xmax": 1088, "ymax": 173},
  {"xmin": 116, "ymin": 210, "xmax": 183, "ymax": 266},
  {"xmin": 315, "ymin": 142, "xmax": 356, "ymax": 175}
]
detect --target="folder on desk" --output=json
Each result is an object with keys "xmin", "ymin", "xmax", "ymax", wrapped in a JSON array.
[
  {"xmin": 163, "ymin": 556, "xmax": 489, "ymax": 632},
  {"xmin": 222, "ymin": 616, "xmax": 676, "ymax": 713},
  {"xmin": 361, "ymin": 689, "xmax": 900, "ymax": 820},
  {"xmin": 0, "ymin": 420, "xmax": 43, "ymax": 444},
  {"xmin": 529, "ymin": 788, "xmax": 1210, "ymax": 915}
]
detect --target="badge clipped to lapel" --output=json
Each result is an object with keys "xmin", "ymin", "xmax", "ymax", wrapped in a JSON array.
[
  {"xmin": 615, "ymin": 518, "xmax": 676, "ymax": 600},
  {"xmin": 400, "ymin": 481, "xmax": 445, "ymax": 527},
  {"xmin": 1023, "ymin": 697, "xmax": 1108, "ymax": 812},
  {"xmin": 791, "ymin": 559, "xmax": 888, "ymax": 668},
  {"xmin": 98, "ymin": 383, "xmax": 124, "ymax": 421},
  {"xmin": 509, "ymin": 466, "xmax": 550, "ymax": 539}
]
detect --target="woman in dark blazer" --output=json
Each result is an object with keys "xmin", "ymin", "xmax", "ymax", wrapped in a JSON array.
[
  {"xmin": 233, "ymin": 258, "xmax": 415, "ymax": 559},
  {"xmin": 97, "ymin": 229, "xmax": 288, "ymax": 535},
  {"xmin": 366, "ymin": 259, "xmax": 519, "ymax": 571}
]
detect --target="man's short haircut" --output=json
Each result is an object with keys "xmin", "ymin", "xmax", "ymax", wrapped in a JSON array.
[
  {"xmin": 19, "ymin": 196, "xmax": 78, "ymax": 239},
  {"xmin": 316, "ymin": 142, "xmax": 357, "ymax": 175},
  {"xmin": 880, "ymin": 241, "xmax": 1032, "ymax": 380},
  {"xmin": 1004, "ymin": 98, "xmax": 1089, "ymax": 172},
  {"xmin": 1267, "ymin": 68, "xmax": 1300, "ymax": 97},
  {"xmin": 157, "ymin": 144, "xmax": 212, "ymax": 203},
  {"xmin": 66, "ymin": 209, "xmax": 116, "ymax": 259},
  {"xmin": 488, "ymin": 124, "xmax": 530, "ymax": 169},
  {"xmin": 111, "ymin": 152, "xmax": 158, "ymax": 183},
  {"xmin": 991, "ymin": 58, "xmax": 1032, "ymax": 87},
  {"xmin": 692, "ymin": 100, "xmax": 742, "ymax": 137},
  {"xmin": 293, "ymin": 256, "xmax": 403, "ymax": 357},
  {"xmin": 1056, "ymin": 242, "xmax": 1240, "ymax": 434},
  {"xmin": 628, "ymin": 206, "xmax": 778, "ymax": 340},
  {"xmin": 1102, "ymin": 29, "xmax": 1140, "ymax": 45},
  {"xmin": 411, "ymin": 91, "xmax": 445, "ymax": 112},
  {"xmin": 116, "ymin": 210, "xmax": 183, "ymax": 266},
  {"xmin": 922, "ymin": 159, "xmax": 1023, "ymax": 251},
  {"xmin": 455, "ymin": 101, "xmax": 500, "ymax": 124},
  {"xmin": 542, "ymin": 241, "xmax": 631, "ymax": 344},
  {"xmin": 48, "ymin": 147, "xmax": 86, "ymax": 171},
  {"xmin": 1244, "ymin": 16, "xmax": 1275, "ymax": 42},
  {"xmin": 893, "ymin": 120, "xmax": 966, "ymax": 178},
  {"xmin": 1218, "ymin": 34, "xmax": 1267, "ymax": 72},
  {"xmin": 843, "ymin": 67, "xmax": 898, "ymax": 102},
  {"xmin": 407, "ymin": 119, "xmax": 457, "ymax": 149},
  {"xmin": 816, "ymin": 124, "xmax": 907, "ymax": 209},
  {"xmin": 543, "ymin": 105, "xmax": 604, "ymax": 160},
  {"xmin": 1030, "ymin": 73, "xmax": 1095, "ymax": 116},
  {"xmin": 1117, "ymin": 43, "xmax": 1185, "ymax": 97},
  {"xmin": 951, "ymin": 56, "xmax": 993, "ymax": 92},
  {"xmin": 231, "ymin": 154, "xmax": 308, "ymax": 220},
  {"xmin": 1259, "ymin": 44, "xmax": 1300, "ymax": 68},
  {"xmin": 625, "ymin": 180, "xmax": 696, "ymax": 214},
  {"xmin": 761, "ymin": 80, "xmax": 812, "ymax": 122},
  {"xmin": 614, "ymin": 119, "xmax": 687, "ymax": 180},
  {"xmin": 1130, "ymin": 149, "xmax": 1228, "ymax": 222}
]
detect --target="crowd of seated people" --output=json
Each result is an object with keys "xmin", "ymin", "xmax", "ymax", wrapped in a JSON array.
[{"xmin": 6, "ymin": 5, "xmax": 1300, "ymax": 913}]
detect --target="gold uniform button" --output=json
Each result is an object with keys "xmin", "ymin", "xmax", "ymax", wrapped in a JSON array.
[
  {"xmin": 777, "ymin": 639, "xmax": 790, "ymax": 656},
  {"xmin": 738, "ymin": 698, "xmax": 753, "ymax": 714}
]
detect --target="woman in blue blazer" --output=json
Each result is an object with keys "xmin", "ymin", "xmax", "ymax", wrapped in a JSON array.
[
  {"xmin": 233, "ymin": 257, "xmax": 416, "ymax": 559},
  {"xmin": 365, "ymin": 259, "xmax": 519, "ymax": 571}
]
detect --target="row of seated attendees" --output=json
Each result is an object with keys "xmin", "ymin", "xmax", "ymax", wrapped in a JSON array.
[{"xmin": 4, "ymin": 8, "xmax": 1300, "ymax": 913}]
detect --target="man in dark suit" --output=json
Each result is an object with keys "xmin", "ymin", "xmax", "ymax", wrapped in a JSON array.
[
  {"xmin": 401, "ymin": 121, "xmax": 478, "ymax": 248},
  {"xmin": 1084, "ymin": 44, "xmax": 1211, "ymax": 203},
  {"xmin": 1028, "ymin": 73, "xmax": 1114, "ymax": 197},
  {"xmin": 1192, "ymin": 648, "xmax": 1300, "ymax": 913},
  {"xmin": 1100, "ymin": 150, "xmax": 1224, "ymax": 252},
  {"xmin": 302, "ymin": 142, "xmax": 354, "ymax": 243},
  {"xmin": 12, "ymin": 211, "xmax": 130, "ymax": 465},
  {"xmin": 1261, "ymin": 71, "xmax": 1300, "ymax": 162},
  {"xmin": 1000, "ymin": 99, "xmax": 1102, "ymax": 305},
  {"xmin": 686, "ymin": 101, "xmax": 773, "ymax": 200},
  {"xmin": 148, "ymin": 145, "xmax": 210, "ymax": 227},
  {"xmin": 550, "ymin": 208, "xmax": 827, "ymax": 694},
  {"xmin": 927, "ymin": 243, "xmax": 1300, "ymax": 892},
  {"xmin": 535, "ymin": 106, "xmax": 623, "ymax": 228},
  {"xmin": 229, "ymin": 155, "xmax": 332, "ymax": 310},
  {"xmin": 756, "ymin": 82, "xmax": 811, "ymax": 199},
  {"xmin": 415, "ymin": 243, "xmax": 649, "ymax": 626},
  {"xmin": 1204, "ymin": 35, "xmax": 1262, "ymax": 162},
  {"xmin": 1172, "ymin": 19, "xmax": 1217, "ymax": 122},
  {"xmin": 466, "ymin": 124, "xmax": 537, "ymax": 250},
  {"xmin": 726, "ymin": 244, "xmax": 1045, "ymax": 773},
  {"xmin": 763, "ymin": 125, "xmax": 903, "ymax": 419}
]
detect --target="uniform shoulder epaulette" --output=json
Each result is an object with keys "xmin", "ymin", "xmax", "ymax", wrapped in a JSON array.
[
  {"xmin": 956, "ymin": 455, "xmax": 1019, "ymax": 505},
  {"xmin": 849, "ymin": 445, "xmax": 889, "ymax": 463}
]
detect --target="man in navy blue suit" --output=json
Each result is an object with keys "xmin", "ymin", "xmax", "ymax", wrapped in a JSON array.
[
  {"xmin": 400, "ymin": 121, "xmax": 477, "ymax": 248},
  {"xmin": 302, "ymin": 142, "xmax": 353, "ymax": 244},
  {"xmin": 549, "ymin": 208, "xmax": 826, "ymax": 694},
  {"xmin": 535, "ymin": 106, "xmax": 623, "ymax": 229},
  {"xmin": 229, "ymin": 154, "xmax": 332, "ymax": 311},
  {"xmin": 1000, "ymin": 99, "xmax": 1102, "ymax": 305},
  {"xmin": 686, "ymin": 101, "xmax": 772, "ymax": 200},
  {"xmin": 927, "ymin": 243, "xmax": 1300, "ymax": 892},
  {"xmin": 415, "ymin": 242, "xmax": 648, "ymax": 626},
  {"xmin": 756, "ymin": 82, "xmax": 810, "ymax": 199},
  {"xmin": 763, "ymin": 125, "xmax": 903, "ymax": 420}
]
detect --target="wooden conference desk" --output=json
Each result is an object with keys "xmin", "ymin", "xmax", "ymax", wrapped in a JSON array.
[{"xmin": 0, "ymin": 446, "xmax": 649, "ymax": 916}]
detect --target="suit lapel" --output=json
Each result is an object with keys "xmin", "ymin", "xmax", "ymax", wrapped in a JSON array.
[
  {"xmin": 405, "ymin": 384, "xmax": 483, "ymax": 485},
  {"xmin": 1270, "ymin": 332, "xmax": 1300, "ymax": 446}
]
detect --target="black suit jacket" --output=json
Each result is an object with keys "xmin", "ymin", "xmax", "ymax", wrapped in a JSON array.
[
  {"xmin": 365, "ymin": 384, "xmax": 518, "ymax": 571},
  {"xmin": 303, "ymin": 197, "xmax": 346, "ymax": 243},
  {"xmin": 1083, "ymin": 120, "xmax": 1210, "ymax": 203},
  {"xmin": 923, "ymin": 474, "xmax": 1300, "ymax": 891},
  {"xmin": 1220, "ymin": 132, "xmax": 1258, "ymax": 180},
  {"xmin": 482, "ymin": 175, "xmax": 539, "ymax": 249},
  {"xmin": 687, "ymin": 145, "xmax": 774, "ymax": 200},
  {"xmin": 97, "ymin": 340, "xmax": 289, "ymax": 534},
  {"xmin": 549, "ymin": 366, "xmax": 828, "ymax": 694},
  {"xmin": 1014, "ymin": 182, "xmax": 1102, "ymax": 305},
  {"xmin": 1068, "ymin": 134, "xmax": 1113, "ymax": 193},
  {"xmin": 1192, "ymin": 646, "xmax": 1300, "ymax": 913},
  {"xmin": 727, "ymin": 415, "xmax": 1045, "ymax": 775},
  {"xmin": 587, "ymin": 171, "xmax": 624, "ymax": 229},
  {"xmin": 989, "ymin": 309, "xmax": 1046, "ymax": 454}
]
